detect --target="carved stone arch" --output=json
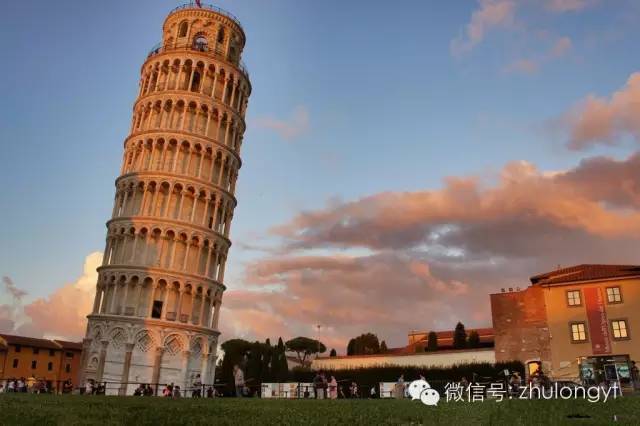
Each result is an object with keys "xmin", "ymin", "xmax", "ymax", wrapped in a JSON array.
[
  {"xmin": 108, "ymin": 326, "xmax": 128, "ymax": 350},
  {"xmin": 134, "ymin": 329, "xmax": 157, "ymax": 353},
  {"xmin": 163, "ymin": 333, "xmax": 184, "ymax": 356},
  {"xmin": 190, "ymin": 335, "xmax": 206, "ymax": 356}
]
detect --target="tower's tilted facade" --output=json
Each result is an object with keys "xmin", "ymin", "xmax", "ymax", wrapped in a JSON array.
[{"xmin": 80, "ymin": 3, "xmax": 250, "ymax": 394}]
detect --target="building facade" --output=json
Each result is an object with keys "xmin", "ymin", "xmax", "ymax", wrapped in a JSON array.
[
  {"xmin": 0, "ymin": 335, "xmax": 83, "ymax": 391},
  {"xmin": 79, "ymin": 3, "xmax": 251, "ymax": 395},
  {"xmin": 492, "ymin": 264, "xmax": 640, "ymax": 386}
]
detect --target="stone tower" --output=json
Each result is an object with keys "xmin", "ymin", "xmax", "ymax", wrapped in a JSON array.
[{"xmin": 80, "ymin": 3, "xmax": 250, "ymax": 395}]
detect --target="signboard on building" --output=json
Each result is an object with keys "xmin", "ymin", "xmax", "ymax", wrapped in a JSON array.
[{"xmin": 584, "ymin": 287, "xmax": 611, "ymax": 355}]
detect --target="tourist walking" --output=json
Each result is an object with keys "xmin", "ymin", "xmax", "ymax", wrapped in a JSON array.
[
  {"xmin": 233, "ymin": 365, "xmax": 245, "ymax": 398},
  {"xmin": 328, "ymin": 376, "xmax": 338, "ymax": 399}
]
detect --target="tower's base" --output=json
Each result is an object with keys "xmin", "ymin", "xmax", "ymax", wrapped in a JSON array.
[{"xmin": 81, "ymin": 315, "xmax": 218, "ymax": 396}]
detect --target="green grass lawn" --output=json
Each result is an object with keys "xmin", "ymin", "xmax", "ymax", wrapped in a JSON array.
[{"xmin": 0, "ymin": 394, "xmax": 639, "ymax": 425}]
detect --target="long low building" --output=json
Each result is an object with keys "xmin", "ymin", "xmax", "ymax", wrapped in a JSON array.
[{"xmin": 312, "ymin": 347, "xmax": 495, "ymax": 370}]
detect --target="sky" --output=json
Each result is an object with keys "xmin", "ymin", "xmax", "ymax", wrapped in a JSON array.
[{"xmin": 1, "ymin": 0, "xmax": 640, "ymax": 352}]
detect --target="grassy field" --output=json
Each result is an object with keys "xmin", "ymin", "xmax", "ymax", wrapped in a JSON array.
[{"xmin": 0, "ymin": 394, "xmax": 639, "ymax": 425}]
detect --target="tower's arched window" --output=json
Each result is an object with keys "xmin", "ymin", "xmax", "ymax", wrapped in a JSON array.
[
  {"xmin": 178, "ymin": 21, "xmax": 189, "ymax": 38},
  {"xmin": 191, "ymin": 71, "xmax": 201, "ymax": 92},
  {"xmin": 194, "ymin": 35, "xmax": 208, "ymax": 51},
  {"xmin": 217, "ymin": 28, "xmax": 225, "ymax": 43}
]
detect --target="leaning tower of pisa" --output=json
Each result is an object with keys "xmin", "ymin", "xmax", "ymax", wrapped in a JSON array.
[{"xmin": 79, "ymin": 3, "xmax": 251, "ymax": 395}]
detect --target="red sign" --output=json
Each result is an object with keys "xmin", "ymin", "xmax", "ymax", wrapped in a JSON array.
[{"xmin": 584, "ymin": 287, "xmax": 611, "ymax": 355}]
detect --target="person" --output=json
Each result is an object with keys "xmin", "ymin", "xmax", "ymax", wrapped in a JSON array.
[
  {"xmin": 233, "ymin": 365, "xmax": 245, "ymax": 398},
  {"xmin": 163, "ymin": 383, "xmax": 173, "ymax": 397},
  {"xmin": 206, "ymin": 386, "xmax": 214, "ymax": 398},
  {"xmin": 509, "ymin": 372, "xmax": 520, "ymax": 396},
  {"xmin": 313, "ymin": 372, "xmax": 325, "ymax": 399},
  {"xmin": 460, "ymin": 376, "xmax": 470, "ymax": 390},
  {"xmin": 394, "ymin": 374, "xmax": 405, "ymax": 399},
  {"xmin": 0, "ymin": 384, "xmax": 4, "ymax": 394},
  {"xmin": 133, "ymin": 384, "xmax": 145, "ymax": 396},
  {"xmin": 631, "ymin": 361, "xmax": 639, "ymax": 390},
  {"xmin": 17, "ymin": 378, "xmax": 26, "ymax": 393},
  {"xmin": 62, "ymin": 380, "xmax": 73, "ymax": 394},
  {"xmin": 145, "ymin": 384, "xmax": 154, "ymax": 396},
  {"xmin": 370, "ymin": 385, "xmax": 377, "ymax": 399},
  {"xmin": 7, "ymin": 379, "xmax": 16, "ymax": 393},
  {"xmin": 328, "ymin": 376, "xmax": 338, "ymax": 399},
  {"xmin": 349, "ymin": 381, "xmax": 359, "ymax": 399},
  {"xmin": 192, "ymin": 374, "xmax": 202, "ymax": 398},
  {"xmin": 173, "ymin": 385, "xmax": 181, "ymax": 398},
  {"xmin": 84, "ymin": 379, "xmax": 94, "ymax": 395}
]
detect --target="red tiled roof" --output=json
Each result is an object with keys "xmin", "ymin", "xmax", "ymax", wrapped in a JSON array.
[
  {"xmin": 530, "ymin": 264, "xmax": 640, "ymax": 286},
  {"xmin": 53, "ymin": 340, "xmax": 83, "ymax": 351},
  {"xmin": 0, "ymin": 334, "xmax": 62, "ymax": 350}
]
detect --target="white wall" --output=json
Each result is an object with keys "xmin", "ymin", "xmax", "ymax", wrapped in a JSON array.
[{"xmin": 311, "ymin": 348, "xmax": 495, "ymax": 370}]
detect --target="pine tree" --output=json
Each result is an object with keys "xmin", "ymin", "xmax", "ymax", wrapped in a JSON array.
[
  {"xmin": 467, "ymin": 330, "xmax": 480, "ymax": 348},
  {"xmin": 330, "ymin": 348, "xmax": 337, "ymax": 357},
  {"xmin": 453, "ymin": 322, "xmax": 467, "ymax": 349},
  {"xmin": 426, "ymin": 331, "xmax": 438, "ymax": 351},
  {"xmin": 380, "ymin": 340, "xmax": 388, "ymax": 353},
  {"xmin": 347, "ymin": 338, "xmax": 355, "ymax": 355}
]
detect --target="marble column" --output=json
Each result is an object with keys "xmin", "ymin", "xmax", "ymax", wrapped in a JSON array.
[{"xmin": 119, "ymin": 343, "xmax": 135, "ymax": 396}]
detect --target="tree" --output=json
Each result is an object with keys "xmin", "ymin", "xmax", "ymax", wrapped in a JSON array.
[
  {"xmin": 453, "ymin": 322, "xmax": 467, "ymax": 349},
  {"xmin": 220, "ymin": 339, "xmax": 252, "ymax": 393},
  {"xmin": 347, "ymin": 339, "xmax": 355, "ymax": 356},
  {"xmin": 467, "ymin": 331, "xmax": 480, "ymax": 348},
  {"xmin": 285, "ymin": 336, "xmax": 326, "ymax": 366},
  {"xmin": 330, "ymin": 348, "xmax": 337, "ymax": 357},
  {"xmin": 380, "ymin": 341, "xmax": 388, "ymax": 353},
  {"xmin": 271, "ymin": 337, "xmax": 289, "ymax": 381},
  {"xmin": 426, "ymin": 331, "xmax": 438, "ymax": 352},
  {"xmin": 350, "ymin": 333, "xmax": 381, "ymax": 355}
]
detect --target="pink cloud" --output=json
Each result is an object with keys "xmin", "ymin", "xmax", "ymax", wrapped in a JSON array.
[
  {"xmin": 253, "ymin": 106, "xmax": 310, "ymax": 141},
  {"xmin": 504, "ymin": 58, "xmax": 539, "ymax": 74},
  {"xmin": 1, "ymin": 253, "xmax": 100, "ymax": 340},
  {"xmin": 545, "ymin": 0, "xmax": 597, "ymax": 13},
  {"xmin": 562, "ymin": 72, "xmax": 640, "ymax": 150},
  {"xmin": 228, "ymin": 153, "xmax": 640, "ymax": 350},
  {"xmin": 451, "ymin": 0, "xmax": 516, "ymax": 56}
]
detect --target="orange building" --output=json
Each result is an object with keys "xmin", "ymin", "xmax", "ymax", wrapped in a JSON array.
[
  {"xmin": 492, "ymin": 264, "xmax": 640, "ymax": 387},
  {"xmin": 0, "ymin": 334, "xmax": 83, "ymax": 392}
]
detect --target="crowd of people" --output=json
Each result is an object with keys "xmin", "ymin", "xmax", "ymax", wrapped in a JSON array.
[{"xmin": 0, "ymin": 377, "xmax": 73, "ymax": 394}]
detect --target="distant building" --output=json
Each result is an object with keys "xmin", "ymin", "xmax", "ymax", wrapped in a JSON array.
[
  {"xmin": 492, "ymin": 264, "xmax": 640, "ymax": 385},
  {"xmin": 312, "ymin": 329, "xmax": 495, "ymax": 370},
  {"xmin": 0, "ymin": 334, "xmax": 83, "ymax": 391}
]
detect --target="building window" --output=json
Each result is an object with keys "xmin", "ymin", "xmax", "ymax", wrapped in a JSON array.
[
  {"xmin": 178, "ymin": 21, "xmax": 189, "ymax": 38},
  {"xmin": 606, "ymin": 287, "xmax": 622, "ymax": 304},
  {"xmin": 49, "ymin": 349, "xmax": 55, "ymax": 356},
  {"xmin": 12, "ymin": 359, "xmax": 18, "ymax": 368},
  {"xmin": 566, "ymin": 290, "xmax": 581, "ymax": 306},
  {"xmin": 31, "ymin": 360, "xmax": 37, "ymax": 369},
  {"xmin": 33, "ymin": 348, "xmax": 40, "ymax": 355},
  {"xmin": 14, "ymin": 345, "xmax": 21, "ymax": 353},
  {"xmin": 66, "ymin": 364, "xmax": 71, "ymax": 373},
  {"xmin": 151, "ymin": 300, "xmax": 163, "ymax": 319},
  {"xmin": 570, "ymin": 322, "xmax": 587, "ymax": 342},
  {"xmin": 217, "ymin": 28, "xmax": 225, "ymax": 43},
  {"xmin": 65, "ymin": 352, "xmax": 74, "ymax": 358},
  {"xmin": 611, "ymin": 320, "xmax": 629, "ymax": 340},
  {"xmin": 48, "ymin": 362, "xmax": 53, "ymax": 371}
]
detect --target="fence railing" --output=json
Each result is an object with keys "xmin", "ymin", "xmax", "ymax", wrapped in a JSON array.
[{"xmin": 168, "ymin": 3, "xmax": 244, "ymax": 32}]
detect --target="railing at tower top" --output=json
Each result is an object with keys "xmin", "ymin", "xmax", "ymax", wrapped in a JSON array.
[
  {"xmin": 168, "ymin": 3, "xmax": 244, "ymax": 33},
  {"xmin": 147, "ymin": 42, "xmax": 250, "ymax": 80}
]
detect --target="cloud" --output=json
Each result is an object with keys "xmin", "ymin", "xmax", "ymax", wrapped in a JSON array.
[
  {"xmin": 545, "ymin": 0, "xmax": 597, "ymax": 13},
  {"xmin": 551, "ymin": 36, "xmax": 572, "ymax": 57},
  {"xmin": 226, "ymin": 153, "xmax": 640, "ymax": 349},
  {"xmin": 560, "ymin": 72, "xmax": 640, "ymax": 150},
  {"xmin": 504, "ymin": 58, "xmax": 539, "ymax": 74},
  {"xmin": 254, "ymin": 106, "xmax": 310, "ymax": 141},
  {"xmin": 2, "ymin": 276, "xmax": 27, "ymax": 301},
  {"xmin": 503, "ymin": 36, "xmax": 571, "ymax": 75},
  {"xmin": 451, "ymin": 0, "xmax": 516, "ymax": 56},
  {"xmin": 1, "ymin": 252, "xmax": 100, "ymax": 340}
]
